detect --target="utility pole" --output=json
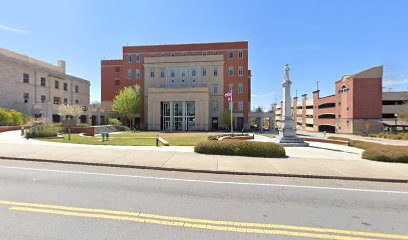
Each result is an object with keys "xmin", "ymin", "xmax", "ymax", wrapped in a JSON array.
[{"xmin": 230, "ymin": 91, "xmax": 233, "ymax": 134}]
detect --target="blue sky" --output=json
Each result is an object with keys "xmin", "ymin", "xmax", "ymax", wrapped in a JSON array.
[{"xmin": 1, "ymin": 0, "xmax": 407, "ymax": 110}]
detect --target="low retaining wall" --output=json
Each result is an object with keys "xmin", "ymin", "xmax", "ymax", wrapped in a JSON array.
[
  {"xmin": 300, "ymin": 137, "xmax": 350, "ymax": 146},
  {"xmin": 0, "ymin": 126, "xmax": 21, "ymax": 133},
  {"xmin": 220, "ymin": 135, "xmax": 254, "ymax": 141},
  {"xmin": 68, "ymin": 127, "xmax": 95, "ymax": 136}
]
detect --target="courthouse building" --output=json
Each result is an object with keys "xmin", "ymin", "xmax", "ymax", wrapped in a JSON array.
[
  {"xmin": 101, "ymin": 41, "xmax": 251, "ymax": 131},
  {"xmin": 0, "ymin": 48, "xmax": 91, "ymax": 123}
]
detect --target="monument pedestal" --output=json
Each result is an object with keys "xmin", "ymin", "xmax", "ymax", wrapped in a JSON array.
[{"xmin": 274, "ymin": 64, "xmax": 309, "ymax": 147}]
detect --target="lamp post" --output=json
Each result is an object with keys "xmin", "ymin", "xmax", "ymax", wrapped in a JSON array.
[{"xmin": 394, "ymin": 113, "xmax": 398, "ymax": 134}]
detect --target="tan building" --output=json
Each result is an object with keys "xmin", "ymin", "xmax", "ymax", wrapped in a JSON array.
[{"xmin": 0, "ymin": 48, "xmax": 91, "ymax": 123}]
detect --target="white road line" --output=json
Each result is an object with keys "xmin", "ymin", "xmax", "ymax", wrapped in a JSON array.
[{"xmin": 0, "ymin": 165, "xmax": 407, "ymax": 195}]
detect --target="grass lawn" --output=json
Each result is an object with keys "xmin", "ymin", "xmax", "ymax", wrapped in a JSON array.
[{"xmin": 40, "ymin": 132, "xmax": 212, "ymax": 146}]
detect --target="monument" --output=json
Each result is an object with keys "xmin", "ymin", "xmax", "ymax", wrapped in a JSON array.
[{"xmin": 274, "ymin": 64, "xmax": 309, "ymax": 147}]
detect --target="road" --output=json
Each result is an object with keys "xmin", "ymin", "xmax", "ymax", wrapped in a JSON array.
[{"xmin": 0, "ymin": 159, "xmax": 407, "ymax": 240}]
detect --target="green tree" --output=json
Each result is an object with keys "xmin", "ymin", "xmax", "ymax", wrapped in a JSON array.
[
  {"xmin": 220, "ymin": 110, "xmax": 231, "ymax": 129},
  {"xmin": 112, "ymin": 85, "xmax": 141, "ymax": 130}
]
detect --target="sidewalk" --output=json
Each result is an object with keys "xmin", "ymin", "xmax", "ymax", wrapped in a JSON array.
[{"xmin": 1, "ymin": 131, "xmax": 408, "ymax": 182}]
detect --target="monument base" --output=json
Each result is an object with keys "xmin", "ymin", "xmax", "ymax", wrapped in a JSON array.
[{"xmin": 273, "ymin": 135, "xmax": 309, "ymax": 147}]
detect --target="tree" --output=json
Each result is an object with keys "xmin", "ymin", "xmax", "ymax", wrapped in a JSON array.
[
  {"xmin": 112, "ymin": 85, "xmax": 141, "ymax": 130},
  {"xmin": 220, "ymin": 110, "xmax": 231, "ymax": 129},
  {"xmin": 57, "ymin": 104, "xmax": 83, "ymax": 124}
]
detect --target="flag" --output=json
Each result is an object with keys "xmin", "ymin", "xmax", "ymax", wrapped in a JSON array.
[
  {"xmin": 224, "ymin": 92, "xmax": 231, "ymax": 97},
  {"xmin": 228, "ymin": 97, "xmax": 232, "ymax": 102}
]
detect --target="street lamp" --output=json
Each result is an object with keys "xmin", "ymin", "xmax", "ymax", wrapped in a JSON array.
[{"xmin": 394, "ymin": 113, "xmax": 398, "ymax": 133}]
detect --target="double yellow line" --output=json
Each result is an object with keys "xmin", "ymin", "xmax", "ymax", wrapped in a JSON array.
[{"xmin": 1, "ymin": 200, "xmax": 407, "ymax": 240}]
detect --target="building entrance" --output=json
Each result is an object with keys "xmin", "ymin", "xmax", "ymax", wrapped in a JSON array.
[{"xmin": 160, "ymin": 101, "xmax": 196, "ymax": 131}]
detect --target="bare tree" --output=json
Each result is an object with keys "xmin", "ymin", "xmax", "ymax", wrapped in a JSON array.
[{"xmin": 57, "ymin": 104, "xmax": 83, "ymax": 123}]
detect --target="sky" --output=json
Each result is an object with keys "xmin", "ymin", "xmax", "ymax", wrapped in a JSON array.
[{"xmin": 1, "ymin": 0, "xmax": 407, "ymax": 111}]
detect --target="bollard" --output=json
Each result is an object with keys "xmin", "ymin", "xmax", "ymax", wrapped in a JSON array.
[
  {"xmin": 68, "ymin": 128, "xmax": 71, "ymax": 140},
  {"xmin": 324, "ymin": 131, "xmax": 326, "ymax": 137},
  {"xmin": 156, "ymin": 135, "xmax": 159, "ymax": 147},
  {"xmin": 21, "ymin": 126, "xmax": 24, "ymax": 136}
]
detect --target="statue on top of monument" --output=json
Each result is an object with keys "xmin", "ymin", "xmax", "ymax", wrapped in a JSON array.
[{"xmin": 284, "ymin": 64, "xmax": 290, "ymax": 82}]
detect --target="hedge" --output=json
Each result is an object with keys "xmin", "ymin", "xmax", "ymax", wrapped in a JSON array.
[
  {"xmin": 328, "ymin": 136, "xmax": 408, "ymax": 163},
  {"xmin": 26, "ymin": 124, "xmax": 62, "ymax": 138},
  {"xmin": 0, "ymin": 108, "xmax": 26, "ymax": 126},
  {"xmin": 194, "ymin": 140, "xmax": 286, "ymax": 158}
]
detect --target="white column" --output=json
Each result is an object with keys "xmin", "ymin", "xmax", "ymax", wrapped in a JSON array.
[{"xmin": 170, "ymin": 101, "xmax": 173, "ymax": 131}]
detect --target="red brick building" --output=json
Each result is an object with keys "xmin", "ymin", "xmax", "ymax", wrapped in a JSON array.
[{"xmin": 101, "ymin": 41, "xmax": 251, "ymax": 130}]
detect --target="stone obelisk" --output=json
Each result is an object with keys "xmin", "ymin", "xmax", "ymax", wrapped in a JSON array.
[{"xmin": 274, "ymin": 64, "xmax": 309, "ymax": 147}]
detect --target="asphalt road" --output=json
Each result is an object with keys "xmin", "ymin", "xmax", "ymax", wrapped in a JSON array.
[{"xmin": 0, "ymin": 159, "xmax": 407, "ymax": 240}]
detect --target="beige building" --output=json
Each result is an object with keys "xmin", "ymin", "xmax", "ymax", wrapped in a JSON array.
[{"xmin": 0, "ymin": 48, "xmax": 91, "ymax": 123}]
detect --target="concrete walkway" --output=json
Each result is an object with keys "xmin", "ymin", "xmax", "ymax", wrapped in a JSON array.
[{"xmin": 1, "ymin": 131, "xmax": 407, "ymax": 182}]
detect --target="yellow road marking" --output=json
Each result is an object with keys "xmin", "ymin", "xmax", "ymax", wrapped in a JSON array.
[
  {"xmin": 0, "ymin": 200, "xmax": 407, "ymax": 240},
  {"xmin": 10, "ymin": 206, "xmax": 377, "ymax": 240}
]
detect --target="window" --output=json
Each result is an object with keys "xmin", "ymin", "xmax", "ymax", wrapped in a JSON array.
[
  {"xmin": 160, "ymin": 53, "xmax": 166, "ymax": 57},
  {"xmin": 181, "ymin": 69, "xmax": 186, "ymax": 77},
  {"xmin": 238, "ymin": 101, "xmax": 243, "ymax": 111},
  {"xmin": 212, "ymin": 84, "xmax": 218, "ymax": 94},
  {"xmin": 23, "ymin": 73, "xmax": 29, "ymax": 83},
  {"xmin": 202, "ymin": 51, "xmax": 207, "ymax": 56},
  {"xmin": 192, "ymin": 69, "xmax": 196, "ymax": 77},
  {"xmin": 181, "ymin": 52, "xmax": 186, "ymax": 56},
  {"xmin": 23, "ymin": 93, "xmax": 29, "ymax": 103},
  {"xmin": 75, "ymin": 85, "xmax": 79, "ymax": 93},
  {"xmin": 238, "ymin": 83, "xmax": 243, "ymax": 93},
  {"xmin": 115, "ymin": 80, "xmax": 120, "ymax": 86},
  {"xmin": 202, "ymin": 68, "xmax": 207, "ymax": 77},
  {"xmin": 135, "ymin": 54, "xmax": 140, "ymax": 62},
  {"xmin": 55, "ymin": 80, "xmax": 59, "ymax": 89},
  {"xmin": 64, "ymin": 83, "xmax": 68, "ymax": 91},
  {"xmin": 150, "ymin": 69, "xmax": 155, "ymax": 78},
  {"xmin": 171, "ymin": 52, "xmax": 175, "ymax": 57},
  {"xmin": 192, "ymin": 52, "xmax": 197, "ymax": 56},
  {"xmin": 128, "ymin": 69, "xmax": 132, "ymax": 79},
  {"xmin": 63, "ymin": 98, "xmax": 68, "ymax": 104},
  {"xmin": 212, "ymin": 101, "xmax": 218, "ymax": 111},
  {"xmin": 53, "ymin": 97, "xmax": 61, "ymax": 105},
  {"xmin": 75, "ymin": 100, "xmax": 79, "ymax": 104},
  {"xmin": 160, "ymin": 69, "xmax": 165, "ymax": 78},
  {"xmin": 40, "ymin": 77, "xmax": 46, "ymax": 87},
  {"xmin": 229, "ymin": 51, "xmax": 234, "ymax": 59},
  {"xmin": 213, "ymin": 67, "xmax": 218, "ymax": 77},
  {"xmin": 115, "ymin": 66, "xmax": 120, "ymax": 72},
  {"xmin": 150, "ymin": 53, "xmax": 155, "ymax": 57},
  {"xmin": 127, "ymin": 54, "xmax": 132, "ymax": 62},
  {"xmin": 136, "ymin": 69, "xmax": 140, "ymax": 79},
  {"xmin": 213, "ymin": 51, "xmax": 218, "ymax": 55},
  {"xmin": 238, "ymin": 66, "xmax": 243, "ymax": 76},
  {"xmin": 238, "ymin": 50, "xmax": 243, "ymax": 59},
  {"xmin": 229, "ymin": 66, "xmax": 234, "ymax": 77},
  {"xmin": 229, "ymin": 84, "xmax": 234, "ymax": 93},
  {"xmin": 171, "ymin": 70, "xmax": 175, "ymax": 78},
  {"xmin": 41, "ymin": 95, "xmax": 46, "ymax": 103}
]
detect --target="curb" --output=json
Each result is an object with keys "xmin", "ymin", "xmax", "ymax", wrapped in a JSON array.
[{"xmin": 1, "ymin": 156, "xmax": 407, "ymax": 183}]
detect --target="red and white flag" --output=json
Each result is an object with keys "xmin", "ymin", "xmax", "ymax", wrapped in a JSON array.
[{"xmin": 224, "ymin": 92, "xmax": 231, "ymax": 97}]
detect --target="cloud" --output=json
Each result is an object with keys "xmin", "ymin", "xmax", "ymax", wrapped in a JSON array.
[
  {"xmin": 383, "ymin": 79, "xmax": 408, "ymax": 86},
  {"xmin": 0, "ymin": 24, "xmax": 30, "ymax": 34}
]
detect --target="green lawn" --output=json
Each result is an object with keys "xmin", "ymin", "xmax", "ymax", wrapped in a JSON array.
[{"xmin": 40, "ymin": 132, "xmax": 211, "ymax": 146}]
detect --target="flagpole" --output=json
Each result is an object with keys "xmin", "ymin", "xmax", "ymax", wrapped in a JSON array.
[{"xmin": 230, "ymin": 91, "xmax": 233, "ymax": 134}]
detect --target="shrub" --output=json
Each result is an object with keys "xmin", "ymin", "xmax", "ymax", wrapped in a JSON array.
[
  {"xmin": 26, "ymin": 117, "xmax": 62, "ymax": 138},
  {"xmin": 108, "ymin": 118, "xmax": 130, "ymax": 131},
  {"xmin": 76, "ymin": 123, "xmax": 90, "ymax": 128},
  {"xmin": 328, "ymin": 136, "xmax": 408, "ymax": 163},
  {"xmin": 0, "ymin": 108, "xmax": 25, "ymax": 126},
  {"xmin": 194, "ymin": 141, "xmax": 286, "ymax": 158}
]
